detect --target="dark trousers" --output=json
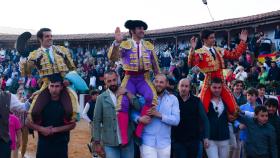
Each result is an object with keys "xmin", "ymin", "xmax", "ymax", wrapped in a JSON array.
[
  {"xmin": 36, "ymin": 138, "xmax": 68, "ymax": 158},
  {"xmin": 0, "ymin": 139, "xmax": 11, "ymax": 158},
  {"xmin": 172, "ymin": 140, "xmax": 200, "ymax": 158},
  {"xmin": 247, "ymin": 156, "xmax": 269, "ymax": 158}
]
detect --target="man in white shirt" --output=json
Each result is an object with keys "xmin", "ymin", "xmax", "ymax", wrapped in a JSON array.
[
  {"xmin": 234, "ymin": 66, "xmax": 248, "ymax": 81},
  {"xmin": 82, "ymin": 90, "xmax": 99, "ymax": 123},
  {"xmin": 133, "ymin": 74, "xmax": 180, "ymax": 158}
]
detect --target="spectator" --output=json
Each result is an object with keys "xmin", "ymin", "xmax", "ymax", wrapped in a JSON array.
[
  {"xmin": 268, "ymin": 61, "xmax": 280, "ymax": 82},
  {"xmin": 226, "ymin": 69, "xmax": 235, "ymax": 85},
  {"xmin": 258, "ymin": 33, "xmax": 273, "ymax": 55},
  {"xmin": 234, "ymin": 88, "xmax": 259, "ymax": 158},
  {"xmin": 9, "ymin": 113, "xmax": 22, "ymax": 158},
  {"xmin": 234, "ymin": 66, "xmax": 248, "ymax": 81},
  {"xmin": 0, "ymin": 89, "xmax": 29, "ymax": 158},
  {"xmin": 232, "ymin": 80, "xmax": 247, "ymax": 106},
  {"xmin": 246, "ymin": 66, "xmax": 259, "ymax": 87},
  {"xmin": 134, "ymin": 74, "xmax": 180, "ymax": 158},
  {"xmin": 258, "ymin": 66, "xmax": 268, "ymax": 85},
  {"xmin": 237, "ymin": 106, "xmax": 277, "ymax": 158},
  {"xmin": 172, "ymin": 78, "xmax": 209, "ymax": 158},
  {"xmin": 93, "ymin": 71, "xmax": 140, "ymax": 158},
  {"xmin": 265, "ymin": 98, "xmax": 280, "ymax": 157},
  {"xmin": 205, "ymin": 77, "xmax": 231, "ymax": 158},
  {"xmin": 256, "ymin": 83, "xmax": 268, "ymax": 105},
  {"xmin": 274, "ymin": 25, "xmax": 280, "ymax": 52},
  {"xmin": 160, "ymin": 48, "xmax": 172, "ymax": 72},
  {"xmin": 26, "ymin": 75, "xmax": 76, "ymax": 158}
]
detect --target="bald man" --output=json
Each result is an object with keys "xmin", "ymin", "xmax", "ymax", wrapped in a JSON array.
[
  {"xmin": 172, "ymin": 78, "xmax": 209, "ymax": 158},
  {"xmin": 133, "ymin": 74, "xmax": 180, "ymax": 158}
]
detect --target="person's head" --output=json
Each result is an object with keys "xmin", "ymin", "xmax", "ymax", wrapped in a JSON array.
[
  {"xmin": 259, "ymin": 31, "xmax": 264, "ymax": 37},
  {"xmin": 17, "ymin": 87, "xmax": 24, "ymax": 98},
  {"xmin": 154, "ymin": 74, "xmax": 168, "ymax": 95},
  {"xmin": 48, "ymin": 74, "xmax": 64, "ymax": 100},
  {"xmin": 271, "ymin": 61, "xmax": 277, "ymax": 68},
  {"xmin": 37, "ymin": 28, "xmax": 52, "ymax": 48},
  {"xmin": 265, "ymin": 98, "xmax": 279, "ymax": 115},
  {"xmin": 239, "ymin": 66, "xmax": 244, "ymax": 72},
  {"xmin": 257, "ymin": 83, "xmax": 266, "ymax": 97},
  {"xmin": 104, "ymin": 70, "xmax": 118, "ymax": 93},
  {"xmin": 90, "ymin": 89, "xmax": 99, "ymax": 101},
  {"xmin": 201, "ymin": 29, "xmax": 215, "ymax": 47},
  {"xmin": 178, "ymin": 78, "xmax": 191, "ymax": 97},
  {"xmin": 125, "ymin": 20, "xmax": 147, "ymax": 40},
  {"xmin": 246, "ymin": 88, "xmax": 258, "ymax": 104},
  {"xmin": 233, "ymin": 80, "xmax": 244, "ymax": 94},
  {"xmin": 210, "ymin": 77, "xmax": 223, "ymax": 97},
  {"xmin": 260, "ymin": 66, "xmax": 266, "ymax": 72},
  {"xmin": 254, "ymin": 106, "xmax": 268, "ymax": 125}
]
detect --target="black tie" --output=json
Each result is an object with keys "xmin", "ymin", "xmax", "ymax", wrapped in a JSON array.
[{"xmin": 209, "ymin": 48, "xmax": 216, "ymax": 60}]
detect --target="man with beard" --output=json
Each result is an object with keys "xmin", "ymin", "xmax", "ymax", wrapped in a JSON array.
[
  {"xmin": 108, "ymin": 20, "xmax": 160, "ymax": 144},
  {"xmin": 133, "ymin": 74, "xmax": 180, "ymax": 158},
  {"xmin": 26, "ymin": 74, "xmax": 76, "ymax": 158},
  {"xmin": 205, "ymin": 77, "xmax": 232, "ymax": 158},
  {"xmin": 93, "ymin": 70, "xmax": 140, "ymax": 158}
]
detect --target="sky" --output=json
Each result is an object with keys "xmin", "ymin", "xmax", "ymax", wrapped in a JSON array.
[{"xmin": 0, "ymin": 0, "xmax": 279, "ymax": 34}]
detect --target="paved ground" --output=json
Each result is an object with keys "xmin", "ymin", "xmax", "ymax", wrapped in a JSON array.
[{"xmin": 22, "ymin": 120, "xmax": 92, "ymax": 158}]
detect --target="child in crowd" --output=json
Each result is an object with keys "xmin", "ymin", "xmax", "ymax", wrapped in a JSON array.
[
  {"xmin": 234, "ymin": 88, "xmax": 259, "ymax": 158},
  {"xmin": 265, "ymin": 98, "xmax": 280, "ymax": 158},
  {"xmin": 238, "ymin": 106, "xmax": 277, "ymax": 158},
  {"xmin": 9, "ymin": 113, "xmax": 22, "ymax": 158}
]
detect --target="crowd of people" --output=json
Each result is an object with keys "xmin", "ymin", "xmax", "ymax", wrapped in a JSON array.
[{"xmin": 0, "ymin": 23, "xmax": 280, "ymax": 158}]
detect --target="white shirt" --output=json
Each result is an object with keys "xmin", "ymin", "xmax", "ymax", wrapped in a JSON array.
[
  {"xmin": 211, "ymin": 98, "xmax": 224, "ymax": 117},
  {"xmin": 203, "ymin": 45, "xmax": 216, "ymax": 55},
  {"xmin": 82, "ymin": 103, "xmax": 92, "ymax": 123},
  {"xmin": 89, "ymin": 76, "xmax": 96, "ymax": 87},
  {"xmin": 235, "ymin": 71, "xmax": 248, "ymax": 81},
  {"xmin": 132, "ymin": 39, "xmax": 143, "ymax": 57},
  {"xmin": 9, "ymin": 93, "xmax": 29, "ymax": 112},
  {"xmin": 6, "ymin": 78, "xmax": 13, "ymax": 86},
  {"xmin": 42, "ymin": 46, "xmax": 55, "ymax": 63},
  {"xmin": 107, "ymin": 89, "xmax": 121, "ymax": 144},
  {"xmin": 108, "ymin": 89, "xmax": 117, "ymax": 106}
]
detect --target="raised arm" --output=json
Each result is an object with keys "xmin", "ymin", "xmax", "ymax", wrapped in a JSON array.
[
  {"xmin": 223, "ymin": 30, "xmax": 248, "ymax": 59},
  {"xmin": 187, "ymin": 36, "xmax": 199, "ymax": 67},
  {"xmin": 108, "ymin": 27, "xmax": 123, "ymax": 61}
]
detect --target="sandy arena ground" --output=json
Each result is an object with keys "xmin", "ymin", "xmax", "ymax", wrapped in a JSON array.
[{"xmin": 22, "ymin": 120, "xmax": 92, "ymax": 158}]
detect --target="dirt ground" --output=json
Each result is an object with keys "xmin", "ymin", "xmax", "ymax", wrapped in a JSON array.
[{"xmin": 23, "ymin": 120, "xmax": 92, "ymax": 158}]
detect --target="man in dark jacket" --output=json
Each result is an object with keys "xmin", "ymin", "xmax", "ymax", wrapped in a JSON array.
[
  {"xmin": 205, "ymin": 77, "xmax": 231, "ymax": 158},
  {"xmin": 172, "ymin": 78, "xmax": 209, "ymax": 158},
  {"xmin": 268, "ymin": 61, "xmax": 280, "ymax": 82},
  {"xmin": 265, "ymin": 98, "xmax": 280, "ymax": 158}
]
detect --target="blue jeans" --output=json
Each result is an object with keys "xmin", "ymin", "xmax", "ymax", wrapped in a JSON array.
[{"xmin": 104, "ymin": 139, "xmax": 134, "ymax": 158}]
